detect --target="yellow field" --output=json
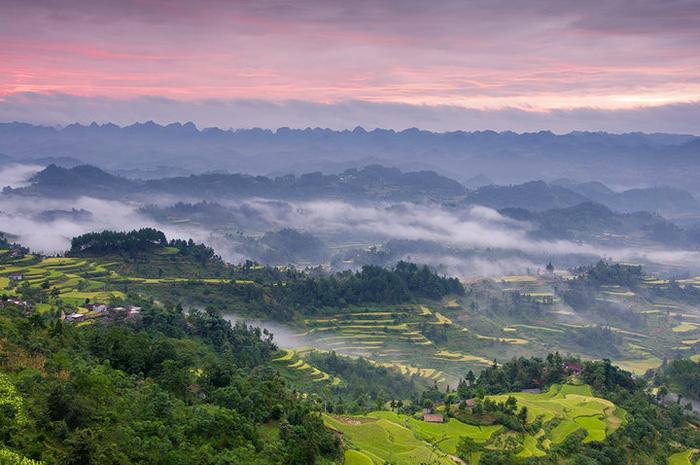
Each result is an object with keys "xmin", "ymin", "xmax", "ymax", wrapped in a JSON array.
[
  {"xmin": 672, "ymin": 322, "xmax": 699, "ymax": 333},
  {"xmin": 614, "ymin": 357, "xmax": 662, "ymax": 375},
  {"xmin": 475, "ymin": 334, "xmax": 529, "ymax": 345},
  {"xmin": 434, "ymin": 350, "xmax": 492, "ymax": 364},
  {"xmin": 499, "ymin": 275, "xmax": 539, "ymax": 283}
]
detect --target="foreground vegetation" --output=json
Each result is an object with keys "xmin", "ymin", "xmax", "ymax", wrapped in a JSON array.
[{"xmin": 3, "ymin": 230, "xmax": 700, "ymax": 464}]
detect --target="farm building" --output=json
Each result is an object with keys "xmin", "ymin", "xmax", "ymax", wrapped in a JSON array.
[
  {"xmin": 86, "ymin": 303, "xmax": 108, "ymax": 313},
  {"xmin": 423, "ymin": 413, "xmax": 444, "ymax": 423},
  {"xmin": 564, "ymin": 362, "xmax": 583, "ymax": 375}
]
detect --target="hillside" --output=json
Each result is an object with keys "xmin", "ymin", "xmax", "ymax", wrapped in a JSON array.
[
  {"xmin": 498, "ymin": 202, "xmax": 700, "ymax": 247},
  {"xmin": 3, "ymin": 231, "xmax": 700, "ymax": 464}
]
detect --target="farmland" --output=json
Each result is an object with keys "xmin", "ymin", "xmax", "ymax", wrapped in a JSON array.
[
  {"xmin": 487, "ymin": 384, "xmax": 625, "ymax": 449},
  {"xmin": 0, "ymin": 250, "xmax": 250, "ymax": 309},
  {"xmin": 4, "ymin": 247, "xmax": 700, "ymax": 390},
  {"xmin": 325, "ymin": 383, "xmax": 624, "ymax": 464},
  {"xmin": 668, "ymin": 450, "xmax": 694, "ymax": 465},
  {"xmin": 5, "ymin": 246, "xmax": 697, "ymax": 390}
]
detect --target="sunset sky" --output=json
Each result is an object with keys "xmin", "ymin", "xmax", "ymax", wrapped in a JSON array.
[{"xmin": 1, "ymin": 0, "xmax": 699, "ymax": 132}]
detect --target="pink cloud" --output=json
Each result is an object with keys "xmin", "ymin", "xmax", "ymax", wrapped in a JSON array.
[{"xmin": 0, "ymin": 0, "xmax": 698, "ymax": 110}]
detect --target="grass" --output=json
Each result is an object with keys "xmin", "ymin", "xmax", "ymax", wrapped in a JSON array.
[
  {"xmin": 615, "ymin": 357, "xmax": 662, "ymax": 375},
  {"xmin": 558, "ymin": 384, "xmax": 592, "ymax": 396},
  {"xmin": 344, "ymin": 449, "xmax": 374, "ymax": 465},
  {"xmin": 574, "ymin": 415, "xmax": 607, "ymax": 443},
  {"xmin": 323, "ymin": 384, "xmax": 620, "ymax": 462},
  {"xmin": 668, "ymin": 450, "xmax": 693, "ymax": 465},
  {"xmin": 549, "ymin": 420, "xmax": 581, "ymax": 444},
  {"xmin": 369, "ymin": 411, "xmax": 501, "ymax": 454},
  {"xmin": 516, "ymin": 434, "xmax": 545, "ymax": 458},
  {"xmin": 324, "ymin": 415, "xmax": 454, "ymax": 465},
  {"xmin": 489, "ymin": 384, "xmax": 620, "ymax": 443}
]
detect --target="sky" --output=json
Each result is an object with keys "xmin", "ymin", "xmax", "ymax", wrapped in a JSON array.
[{"xmin": 1, "ymin": 0, "xmax": 699, "ymax": 132}]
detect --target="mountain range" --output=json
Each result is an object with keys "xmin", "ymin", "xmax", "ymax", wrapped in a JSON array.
[
  {"xmin": 0, "ymin": 121, "xmax": 698, "ymax": 194},
  {"xmin": 9, "ymin": 163, "xmax": 700, "ymax": 218}
]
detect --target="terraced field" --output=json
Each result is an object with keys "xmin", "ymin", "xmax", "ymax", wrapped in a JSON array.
[
  {"xmin": 369, "ymin": 411, "xmax": 501, "ymax": 454},
  {"xmin": 0, "ymin": 252, "xmax": 251, "ymax": 308},
  {"xmin": 488, "ymin": 383, "xmax": 626, "ymax": 450},
  {"xmin": 324, "ymin": 414, "xmax": 455, "ymax": 465},
  {"xmin": 271, "ymin": 349, "xmax": 343, "ymax": 387},
  {"xmin": 325, "ymin": 383, "xmax": 623, "ymax": 463}
]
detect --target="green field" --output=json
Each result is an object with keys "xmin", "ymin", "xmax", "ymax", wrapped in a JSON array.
[
  {"xmin": 488, "ymin": 384, "xmax": 624, "ymax": 445},
  {"xmin": 324, "ymin": 415, "xmax": 454, "ymax": 465},
  {"xmin": 0, "ymin": 254, "xmax": 248, "ymax": 306},
  {"xmin": 271, "ymin": 349, "xmax": 342, "ymax": 387},
  {"xmin": 344, "ymin": 449, "xmax": 374, "ymax": 465},
  {"xmin": 325, "ymin": 384, "xmax": 622, "ymax": 462},
  {"xmin": 369, "ymin": 411, "xmax": 501, "ymax": 454},
  {"xmin": 668, "ymin": 450, "xmax": 694, "ymax": 465}
]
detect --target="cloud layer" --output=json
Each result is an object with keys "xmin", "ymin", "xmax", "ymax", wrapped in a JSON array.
[{"xmin": 1, "ymin": 0, "xmax": 699, "ymax": 121}]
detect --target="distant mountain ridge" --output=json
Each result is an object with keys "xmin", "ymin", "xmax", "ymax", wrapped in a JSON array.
[
  {"xmin": 499, "ymin": 202, "xmax": 700, "ymax": 247},
  {"xmin": 19, "ymin": 163, "xmax": 466, "ymax": 201},
  {"xmin": 10, "ymin": 163, "xmax": 700, "ymax": 216},
  {"xmin": 0, "ymin": 121, "xmax": 698, "ymax": 193}
]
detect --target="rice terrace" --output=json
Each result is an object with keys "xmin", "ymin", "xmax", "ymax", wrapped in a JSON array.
[{"xmin": 325, "ymin": 383, "xmax": 626, "ymax": 465}]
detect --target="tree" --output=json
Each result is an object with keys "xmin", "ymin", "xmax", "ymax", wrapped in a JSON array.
[
  {"xmin": 465, "ymin": 370, "xmax": 476, "ymax": 386},
  {"xmin": 456, "ymin": 437, "xmax": 480, "ymax": 464},
  {"xmin": 517, "ymin": 406, "xmax": 528, "ymax": 426}
]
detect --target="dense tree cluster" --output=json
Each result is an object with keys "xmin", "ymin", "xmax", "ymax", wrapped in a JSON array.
[
  {"xmin": 70, "ymin": 229, "xmax": 218, "ymax": 264},
  {"xmin": 0, "ymin": 300, "xmax": 340, "ymax": 464},
  {"xmin": 70, "ymin": 228, "xmax": 168, "ymax": 255},
  {"xmin": 470, "ymin": 354, "xmax": 572, "ymax": 394},
  {"xmin": 271, "ymin": 261, "xmax": 464, "ymax": 309},
  {"xmin": 565, "ymin": 326, "xmax": 623, "ymax": 358},
  {"xmin": 578, "ymin": 260, "xmax": 643, "ymax": 288},
  {"xmin": 657, "ymin": 359, "xmax": 700, "ymax": 400}
]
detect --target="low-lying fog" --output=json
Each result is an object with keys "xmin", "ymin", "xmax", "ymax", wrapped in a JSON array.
[{"xmin": 2, "ymin": 164, "xmax": 699, "ymax": 278}]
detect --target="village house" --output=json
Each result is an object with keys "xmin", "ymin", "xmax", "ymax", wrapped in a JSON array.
[
  {"xmin": 423, "ymin": 413, "xmax": 444, "ymax": 423},
  {"xmin": 564, "ymin": 362, "xmax": 583, "ymax": 376},
  {"xmin": 0, "ymin": 298, "xmax": 31, "ymax": 309},
  {"xmin": 9, "ymin": 248, "xmax": 23, "ymax": 258},
  {"xmin": 126, "ymin": 305, "xmax": 142, "ymax": 317},
  {"xmin": 8, "ymin": 274, "xmax": 23, "ymax": 281},
  {"xmin": 86, "ymin": 303, "xmax": 109, "ymax": 313}
]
